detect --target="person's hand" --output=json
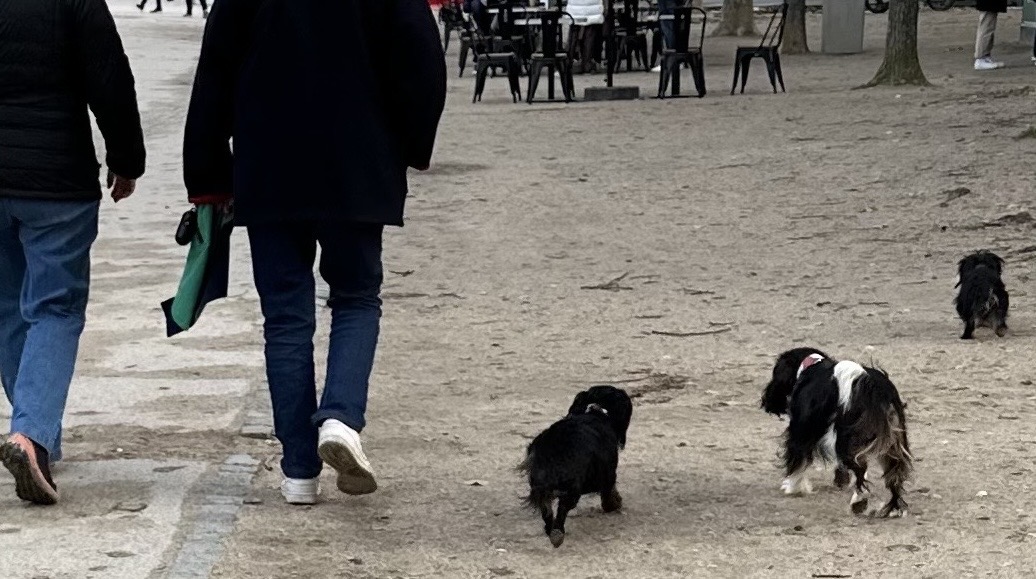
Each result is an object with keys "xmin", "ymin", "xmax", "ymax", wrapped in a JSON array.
[{"xmin": 107, "ymin": 170, "xmax": 136, "ymax": 203}]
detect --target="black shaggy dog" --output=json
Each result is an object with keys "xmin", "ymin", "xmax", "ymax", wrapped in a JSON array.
[
  {"xmin": 519, "ymin": 385, "xmax": 633, "ymax": 548},
  {"xmin": 762, "ymin": 348, "xmax": 912, "ymax": 518},
  {"xmin": 955, "ymin": 250, "xmax": 1009, "ymax": 340}
]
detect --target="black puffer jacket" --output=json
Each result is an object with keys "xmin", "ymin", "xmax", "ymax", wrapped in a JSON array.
[
  {"xmin": 976, "ymin": 0, "xmax": 1007, "ymax": 13},
  {"xmin": 183, "ymin": 0, "xmax": 446, "ymax": 226},
  {"xmin": 0, "ymin": 0, "xmax": 146, "ymax": 201}
]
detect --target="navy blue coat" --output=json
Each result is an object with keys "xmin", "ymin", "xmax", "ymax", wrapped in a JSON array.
[
  {"xmin": 0, "ymin": 0, "xmax": 145, "ymax": 200},
  {"xmin": 183, "ymin": 0, "xmax": 447, "ymax": 226},
  {"xmin": 976, "ymin": 0, "xmax": 1007, "ymax": 13}
]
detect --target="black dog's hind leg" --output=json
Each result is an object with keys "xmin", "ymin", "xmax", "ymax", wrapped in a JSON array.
[
  {"xmin": 550, "ymin": 491, "xmax": 580, "ymax": 548},
  {"xmin": 833, "ymin": 466, "xmax": 851, "ymax": 489},
  {"xmin": 995, "ymin": 314, "xmax": 1008, "ymax": 338},
  {"xmin": 878, "ymin": 453, "xmax": 909, "ymax": 518},
  {"xmin": 848, "ymin": 459, "xmax": 870, "ymax": 515},
  {"xmin": 600, "ymin": 472, "xmax": 623, "ymax": 513},
  {"xmin": 837, "ymin": 435, "xmax": 871, "ymax": 515},
  {"xmin": 539, "ymin": 501, "xmax": 555, "ymax": 537},
  {"xmin": 961, "ymin": 318, "xmax": 976, "ymax": 340}
]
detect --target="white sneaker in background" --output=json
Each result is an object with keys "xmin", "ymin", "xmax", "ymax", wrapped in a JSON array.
[
  {"xmin": 280, "ymin": 477, "xmax": 319, "ymax": 505},
  {"xmin": 318, "ymin": 419, "xmax": 377, "ymax": 495},
  {"xmin": 974, "ymin": 57, "xmax": 1004, "ymax": 71},
  {"xmin": 651, "ymin": 65, "xmax": 662, "ymax": 73}
]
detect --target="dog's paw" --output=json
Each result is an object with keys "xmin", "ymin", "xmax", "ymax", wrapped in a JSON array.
[
  {"xmin": 549, "ymin": 529, "xmax": 565, "ymax": 548},
  {"xmin": 833, "ymin": 468, "xmax": 851, "ymax": 489},
  {"xmin": 875, "ymin": 500, "xmax": 908, "ymax": 519},
  {"xmin": 850, "ymin": 492, "xmax": 869, "ymax": 516},
  {"xmin": 781, "ymin": 477, "xmax": 813, "ymax": 496},
  {"xmin": 996, "ymin": 325, "xmax": 1008, "ymax": 338}
]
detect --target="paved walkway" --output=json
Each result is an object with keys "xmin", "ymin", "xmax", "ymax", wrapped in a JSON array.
[{"xmin": 1, "ymin": 6, "xmax": 267, "ymax": 578}]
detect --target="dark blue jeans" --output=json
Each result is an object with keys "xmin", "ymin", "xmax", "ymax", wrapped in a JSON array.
[
  {"xmin": 658, "ymin": 0, "xmax": 677, "ymax": 50},
  {"xmin": 0, "ymin": 198, "xmax": 98, "ymax": 462},
  {"xmin": 248, "ymin": 222, "xmax": 384, "ymax": 480}
]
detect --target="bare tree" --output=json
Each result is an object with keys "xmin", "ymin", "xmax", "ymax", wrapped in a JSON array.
[
  {"xmin": 782, "ymin": 0, "xmax": 808, "ymax": 54},
  {"xmin": 712, "ymin": 0, "xmax": 757, "ymax": 37},
  {"xmin": 866, "ymin": 0, "xmax": 929, "ymax": 86}
]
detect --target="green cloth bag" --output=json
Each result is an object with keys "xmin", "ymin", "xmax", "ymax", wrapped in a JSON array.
[{"xmin": 161, "ymin": 205, "xmax": 233, "ymax": 337}]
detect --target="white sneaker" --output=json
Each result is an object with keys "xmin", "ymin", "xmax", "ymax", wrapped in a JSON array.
[
  {"xmin": 651, "ymin": 65, "xmax": 662, "ymax": 73},
  {"xmin": 318, "ymin": 419, "xmax": 377, "ymax": 495},
  {"xmin": 280, "ymin": 477, "xmax": 319, "ymax": 505},
  {"xmin": 974, "ymin": 57, "xmax": 1004, "ymax": 71}
]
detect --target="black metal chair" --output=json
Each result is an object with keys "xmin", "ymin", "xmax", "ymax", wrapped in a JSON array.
[
  {"xmin": 613, "ymin": 0, "xmax": 650, "ymax": 72},
  {"xmin": 471, "ymin": 23, "xmax": 523, "ymax": 103},
  {"xmin": 730, "ymin": 2, "xmax": 787, "ymax": 95},
  {"xmin": 526, "ymin": 11, "xmax": 576, "ymax": 103},
  {"xmin": 440, "ymin": 0, "xmax": 467, "ymax": 52},
  {"xmin": 657, "ymin": 7, "xmax": 706, "ymax": 98}
]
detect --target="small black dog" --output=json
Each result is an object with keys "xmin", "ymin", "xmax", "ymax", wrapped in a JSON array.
[
  {"xmin": 955, "ymin": 250, "xmax": 1009, "ymax": 340},
  {"xmin": 763, "ymin": 348, "xmax": 912, "ymax": 518},
  {"xmin": 519, "ymin": 385, "xmax": 632, "ymax": 548}
]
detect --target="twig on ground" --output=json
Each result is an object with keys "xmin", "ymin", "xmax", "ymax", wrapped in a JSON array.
[
  {"xmin": 651, "ymin": 327, "xmax": 733, "ymax": 338},
  {"xmin": 581, "ymin": 272, "xmax": 633, "ymax": 292}
]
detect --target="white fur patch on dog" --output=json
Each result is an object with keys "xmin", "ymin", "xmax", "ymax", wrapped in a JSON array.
[
  {"xmin": 781, "ymin": 471, "xmax": 813, "ymax": 496},
  {"xmin": 821, "ymin": 425, "xmax": 837, "ymax": 461},
  {"xmin": 833, "ymin": 361, "xmax": 866, "ymax": 410}
]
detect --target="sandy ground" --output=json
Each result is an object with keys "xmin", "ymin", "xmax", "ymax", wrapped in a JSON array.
[
  {"xmin": 205, "ymin": 8, "xmax": 1036, "ymax": 579},
  {"xmin": 5, "ymin": 4, "xmax": 1036, "ymax": 579}
]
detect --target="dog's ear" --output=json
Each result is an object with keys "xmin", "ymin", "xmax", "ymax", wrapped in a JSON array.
[{"xmin": 568, "ymin": 391, "xmax": 589, "ymax": 416}]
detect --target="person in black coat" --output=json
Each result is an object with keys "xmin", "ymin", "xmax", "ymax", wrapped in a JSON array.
[
  {"xmin": 0, "ymin": 0, "xmax": 145, "ymax": 505},
  {"xmin": 185, "ymin": 0, "xmax": 208, "ymax": 18},
  {"xmin": 974, "ymin": 0, "xmax": 1008, "ymax": 70},
  {"xmin": 137, "ymin": 0, "xmax": 163, "ymax": 13},
  {"xmin": 183, "ymin": 0, "xmax": 446, "ymax": 505}
]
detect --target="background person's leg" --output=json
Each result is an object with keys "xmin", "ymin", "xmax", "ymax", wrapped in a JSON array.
[
  {"xmin": 248, "ymin": 223, "xmax": 322, "ymax": 480},
  {"xmin": 313, "ymin": 223, "xmax": 384, "ymax": 433},
  {"xmin": 0, "ymin": 200, "xmax": 28, "ymax": 408},
  {"xmin": 8, "ymin": 199, "xmax": 98, "ymax": 462},
  {"xmin": 974, "ymin": 11, "xmax": 997, "ymax": 60},
  {"xmin": 658, "ymin": 0, "xmax": 675, "ymax": 50}
]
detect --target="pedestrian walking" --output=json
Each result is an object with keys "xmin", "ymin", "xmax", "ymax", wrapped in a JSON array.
[
  {"xmin": 0, "ymin": 0, "xmax": 146, "ymax": 505},
  {"xmin": 185, "ymin": 0, "xmax": 208, "ymax": 18},
  {"xmin": 568, "ymin": 0, "xmax": 605, "ymax": 73},
  {"xmin": 183, "ymin": 0, "xmax": 446, "ymax": 505},
  {"xmin": 974, "ymin": 0, "xmax": 1007, "ymax": 70},
  {"xmin": 138, "ymin": 0, "xmax": 163, "ymax": 13}
]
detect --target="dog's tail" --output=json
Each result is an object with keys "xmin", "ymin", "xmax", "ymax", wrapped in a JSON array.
[
  {"xmin": 518, "ymin": 451, "xmax": 556, "ymax": 511},
  {"xmin": 852, "ymin": 372, "xmax": 913, "ymax": 486}
]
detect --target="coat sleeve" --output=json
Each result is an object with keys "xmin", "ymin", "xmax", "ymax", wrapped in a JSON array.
[
  {"xmin": 70, "ymin": 0, "xmax": 146, "ymax": 180},
  {"xmin": 183, "ymin": 0, "xmax": 252, "ymax": 200},
  {"xmin": 388, "ymin": 0, "xmax": 447, "ymax": 171}
]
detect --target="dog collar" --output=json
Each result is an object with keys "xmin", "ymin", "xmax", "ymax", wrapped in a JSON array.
[{"xmin": 796, "ymin": 354, "xmax": 825, "ymax": 379}]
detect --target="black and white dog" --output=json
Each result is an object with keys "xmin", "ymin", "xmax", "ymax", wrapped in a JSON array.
[
  {"xmin": 762, "ymin": 348, "xmax": 912, "ymax": 518},
  {"xmin": 955, "ymin": 250, "xmax": 1009, "ymax": 340},
  {"xmin": 519, "ymin": 386, "xmax": 632, "ymax": 548}
]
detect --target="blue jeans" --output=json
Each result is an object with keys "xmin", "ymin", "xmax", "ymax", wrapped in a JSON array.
[
  {"xmin": 658, "ymin": 0, "xmax": 677, "ymax": 50},
  {"xmin": 0, "ymin": 198, "xmax": 98, "ymax": 462},
  {"xmin": 248, "ymin": 222, "xmax": 383, "ymax": 480}
]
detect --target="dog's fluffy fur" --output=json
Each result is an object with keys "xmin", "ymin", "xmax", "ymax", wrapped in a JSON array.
[
  {"xmin": 763, "ymin": 348, "xmax": 912, "ymax": 518},
  {"xmin": 519, "ymin": 386, "xmax": 632, "ymax": 548},
  {"xmin": 955, "ymin": 250, "xmax": 1009, "ymax": 340}
]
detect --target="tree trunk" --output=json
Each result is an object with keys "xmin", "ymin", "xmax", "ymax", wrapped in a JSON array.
[
  {"xmin": 712, "ymin": 0, "xmax": 757, "ymax": 37},
  {"xmin": 866, "ymin": 0, "xmax": 929, "ymax": 86},
  {"xmin": 782, "ymin": 0, "xmax": 809, "ymax": 54}
]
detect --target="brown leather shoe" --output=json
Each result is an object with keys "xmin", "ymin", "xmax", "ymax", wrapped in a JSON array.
[{"xmin": 1, "ymin": 434, "xmax": 59, "ymax": 505}]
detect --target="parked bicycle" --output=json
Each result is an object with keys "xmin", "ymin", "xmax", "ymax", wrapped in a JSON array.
[{"xmin": 865, "ymin": 0, "xmax": 957, "ymax": 13}]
